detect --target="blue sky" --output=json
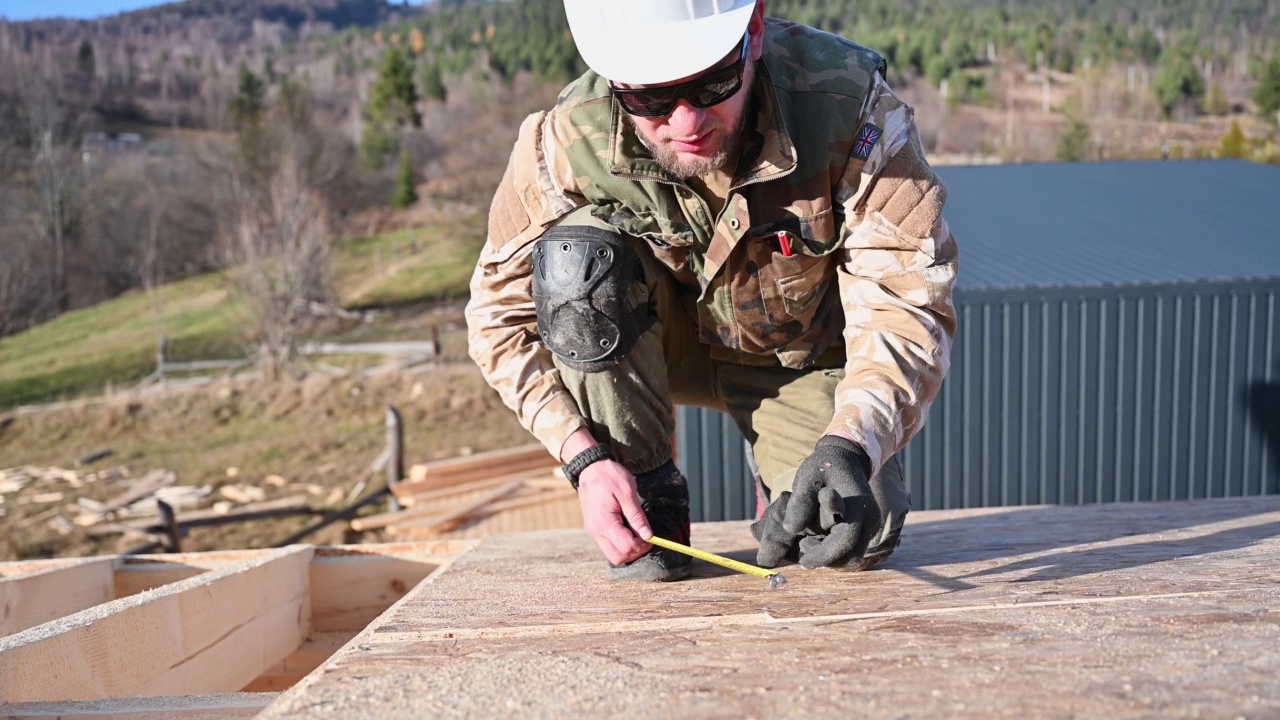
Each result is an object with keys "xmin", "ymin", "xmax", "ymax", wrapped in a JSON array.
[
  {"xmin": 2, "ymin": 0, "xmax": 170, "ymax": 20},
  {"xmin": 0, "ymin": 0, "xmax": 424, "ymax": 21}
]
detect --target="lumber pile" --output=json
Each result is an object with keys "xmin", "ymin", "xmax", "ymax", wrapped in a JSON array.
[{"xmin": 359, "ymin": 444, "xmax": 581, "ymax": 539}]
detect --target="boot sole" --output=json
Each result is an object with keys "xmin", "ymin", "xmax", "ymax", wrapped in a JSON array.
[{"xmin": 606, "ymin": 561, "xmax": 692, "ymax": 582}]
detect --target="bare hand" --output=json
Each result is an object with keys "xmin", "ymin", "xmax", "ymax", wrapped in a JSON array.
[{"xmin": 577, "ymin": 459, "xmax": 653, "ymax": 565}]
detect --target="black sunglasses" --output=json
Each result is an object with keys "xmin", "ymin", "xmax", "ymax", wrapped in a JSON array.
[{"xmin": 610, "ymin": 34, "xmax": 749, "ymax": 118}]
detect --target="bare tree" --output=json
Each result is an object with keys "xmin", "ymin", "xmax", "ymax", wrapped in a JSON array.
[
  {"xmin": 219, "ymin": 83, "xmax": 339, "ymax": 379},
  {"xmin": 20, "ymin": 73, "xmax": 79, "ymax": 312},
  {"xmin": 0, "ymin": 91, "xmax": 55, "ymax": 336}
]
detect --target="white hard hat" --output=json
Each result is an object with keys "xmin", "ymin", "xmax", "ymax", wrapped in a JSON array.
[{"xmin": 563, "ymin": 0, "xmax": 757, "ymax": 85}]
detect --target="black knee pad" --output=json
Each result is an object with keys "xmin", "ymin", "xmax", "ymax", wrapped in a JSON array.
[{"xmin": 532, "ymin": 224, "xmax": 652, "ymax": 372}]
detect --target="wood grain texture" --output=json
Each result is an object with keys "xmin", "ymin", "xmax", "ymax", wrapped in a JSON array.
[
  {"xmin": 0, "ymin": 546, "xmax": 314, "ymax": 703},
  {"xmin": 310, "ymin": 547, "xmax": 442, "ymax": 633},
  {"xmin": 242, "ymin": 632, "xmax": 351, "ymax": 692},
  {"xmin": 0, "ymin": 558, "xmax": 117, "ymax": 637},
  {"xmin": 256, "ymin": 497, "xmax": 1280, "ymax": 720},
  {"xmin": 388, "ymin": 488, "xmax": 581, "ymax": 540},
  {"xmin": 0, "ymin": 692, "xmax": 277, "ymax": 719}
]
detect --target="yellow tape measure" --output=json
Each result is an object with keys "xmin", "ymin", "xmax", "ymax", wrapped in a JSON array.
[{"xmin": 647, "ymin": 536, "xmax": 787, "ymax": 588}]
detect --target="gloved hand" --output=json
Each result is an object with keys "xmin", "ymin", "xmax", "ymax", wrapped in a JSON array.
[{"xmin": 751, "ymin": 435, "xmax": 910, "ymax": 570}]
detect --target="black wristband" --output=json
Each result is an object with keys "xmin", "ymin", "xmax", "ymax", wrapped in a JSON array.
[{"xmin": 563, "ymin": 444, "xmax": 614, "ymax": 490}]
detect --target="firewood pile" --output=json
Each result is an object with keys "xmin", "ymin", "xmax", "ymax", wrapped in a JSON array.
[
  {"xmin": 351, "ymin": 444, "xmax": 581, "ymax": 540},
  {"xmin": 1, "ymin": 464, "xmax": 314, "ymax": 550}
]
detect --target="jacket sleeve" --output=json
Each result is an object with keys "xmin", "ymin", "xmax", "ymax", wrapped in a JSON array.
[
  {"xmin": 825, "ymin": 74, "xmax": 960, "ymax": 477},
  {"xmin": 464, "ymin": 111, "xmax": 589, "ymax": 459}
]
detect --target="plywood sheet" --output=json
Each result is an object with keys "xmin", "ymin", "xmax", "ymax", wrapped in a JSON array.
[
  {"xmin": 258, "ymin": 497, "xmax": 1280, "ymax": 719},
  {"xmin": 367, "ymin": 498, "xmax": 1280, "ymax": 634}
]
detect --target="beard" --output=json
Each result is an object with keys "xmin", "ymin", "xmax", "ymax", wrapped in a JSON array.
[{"xmin": 628, "ymin": 99, "xmax": 752, "ymax": 179}]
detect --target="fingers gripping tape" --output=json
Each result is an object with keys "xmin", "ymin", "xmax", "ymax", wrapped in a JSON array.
[{"xmin": 532, "ymin": 225, "xmax": 652, "ymax": 372}]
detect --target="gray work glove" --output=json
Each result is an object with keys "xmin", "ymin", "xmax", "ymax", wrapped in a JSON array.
[{"xmin": 751, "ymin": 435, "xmax": 910, "ymax": 570}]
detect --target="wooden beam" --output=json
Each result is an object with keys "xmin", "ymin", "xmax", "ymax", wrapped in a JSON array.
[
  {"xmin": 355, "ymin": 479, "xmax": 528, "ymax": 533},
  {"xmin": 393, "ymin": 444, "xmax": 555, "ymax": 498},
  {"xmin": 0, "ymin": 558, "xmax": 117, "ymax": 637},
  {"xmin": 110, "ymin": 551, "xmax": 273, "ymax": 598},
  {"xmin": 310, "ymin": 547, "xmax": 442, "ymax": 633},
  {"xmin": 145, "ymin": 496, "xmax": 313, "ymax": 530},
  {"xmin": 393, "ymin": 469, "xmax": 560, "ymax": 509},
  {"xmin": 0, "ymin": 692, "xmax": 277, "ymax": 719},
  {"xmin": 241, "ymin": 631, "xmax": 351, "ymax": 692},
  {"xmin": 387, "ymin": 488, "xmax": 579, "ymax": 538},
  {"xmin": 0, "ymin": 545, "xmax": 313, "ymax": 703},
  {"xmin": 76, "ymin": 470, "xmax": 177, "ymax": 526}
]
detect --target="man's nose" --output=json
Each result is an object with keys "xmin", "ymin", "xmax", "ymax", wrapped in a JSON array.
[{"xmin": 666, "ymin": 100, "xmax": 705, "ymax": 136}]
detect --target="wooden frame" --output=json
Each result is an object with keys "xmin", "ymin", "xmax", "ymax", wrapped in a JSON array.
[
  {"xmin": 0, "ymin": 541, "xmax": 469, "ymax": 704},
  {"xmin": 0, "ymin": 558, "xmax": 117, "ymax": 637}
]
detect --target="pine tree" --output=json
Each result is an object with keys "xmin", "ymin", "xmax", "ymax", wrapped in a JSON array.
[
  {"xmin": 392, "ymin": 150, "xmax": 418, "ymax": 210},
  {"xmin": 1204, "ymin": 83, "xmax": 1229, "ymax": 116},
  {"xmin": 1056, "ymin": 112, "xmax": 1091, "ymax": 161},
  {"xmin": 1155, "ymin": 50, "xmax": 1205, "ymax": 119},
  {"xmin": 422, "ymin": 61, "xmax": 447, "ymax": 103},
  {"xmin": 77, "ymin": 40, "xmax": 95, "ymax": 78},
  {"xmin": 1255, "ymin": 57, "xmax": 1280, "ymax": 124},
  {"xmin": 1219, "ymin": 121, "xmax": 1248, "ymax": 159},
  {"xmin": 229, "ymin": 64, "xmax": 266, "ymax": 132},
  {"xmin": 361, "ymin": 47, "xmax": 422, "ymax": 169}
]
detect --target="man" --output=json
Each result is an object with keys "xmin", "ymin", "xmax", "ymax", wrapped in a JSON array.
[{"xmin": 465, "ymin": 0, "xmax": 958, "ymax": 580}]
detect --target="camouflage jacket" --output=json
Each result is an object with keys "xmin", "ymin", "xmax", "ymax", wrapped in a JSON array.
[{"xmin": 466, "ymin": 19, "xmax": 959, "ymax": 477}]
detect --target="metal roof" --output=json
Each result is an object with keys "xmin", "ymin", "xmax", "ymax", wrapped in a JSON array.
[{"xmin": 935, "ymin": 160, "xmax": 1280, "ymax": 291}]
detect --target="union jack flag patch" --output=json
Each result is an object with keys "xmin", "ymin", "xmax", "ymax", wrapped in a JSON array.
[{"xmin": 852, "ymin": 123, "xmax": 882, "ymax": 160}]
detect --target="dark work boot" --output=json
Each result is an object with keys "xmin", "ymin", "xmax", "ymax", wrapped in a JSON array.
[{"xmin": 607, "ymin": 461, "xmax": 692, "ymax": 582}]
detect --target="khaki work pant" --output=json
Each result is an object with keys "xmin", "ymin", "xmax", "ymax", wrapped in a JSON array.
[{"xmin": 549, "ymin": 209, "xmax": 903, "ymax": 499}]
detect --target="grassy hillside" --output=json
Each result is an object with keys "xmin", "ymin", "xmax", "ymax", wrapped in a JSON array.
[{"xmin": 0, "ymin": 213, "xmax": 486, "ymax": 411}]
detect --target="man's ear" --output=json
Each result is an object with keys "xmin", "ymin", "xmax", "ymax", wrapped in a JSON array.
[{"xmin": 748, "ymin": 0, "xmax": 766, "ymax": 61}]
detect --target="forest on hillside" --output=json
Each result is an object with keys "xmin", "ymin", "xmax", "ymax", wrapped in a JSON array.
[{"xmin": 1, "ymin": 0, "xmax": 1278, "ymax": 349}]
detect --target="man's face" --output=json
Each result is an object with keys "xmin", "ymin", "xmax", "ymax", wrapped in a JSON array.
[{"xmin": 616, "ymin": 33, "xmax": 761, "ymax": 179}]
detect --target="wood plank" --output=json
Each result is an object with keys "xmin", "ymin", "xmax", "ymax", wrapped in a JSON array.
[
  {"xmin": 112, "ymin": 562, "xmax": 207, "ymax": 599},
  {"xmin": 354, "ymin": 474, "xmax": 534, "ymax": 529},
  {"xmin": 393, "ymin": 445, "xmax": 555, "ymax": 498},
  {"xmin": 310, "ymin": 548, "xmax": 441, "ymax": 633},
  {"xmin": 0, "ymin": 559, "xmax": 83, "ymax": 577},
  {"xmin": 241, "ymin": 632, "xmax": 352, "ymax": 692},
  {"xmin": 76, "ymin": 470, "xmax": 177, "ymax": 525},
  {"xmin": 0, "ymin": 558, "xmax": 117, "ymax": 637},
  {"xmin": 394, "ymin": 480, "xmax": 527, "ymax": 538},
  {"xmin": 0, "ymin": 545, "xmax": 313, "ymax": 702},
  {"xmin": 88, "ymin": 496, "xmax": 312, "ymax": 535},
  {"xmin": 254, "ymin": 497, "xmax": 1280, "ymax": 720},
  {"xmin": 110, "ymin": 551, "xmax": 276, "ymax": 598},
  {"xmin": 388, "ymin": 489, "xmax": 579, "ymax": 539},
  {"xmin": 393, "ymin": 468, "xmax": 559, "ymax": 509},
  {"xmin": 409, "ymin": 443, "xmax": 549, "ymax": 477},
  {"xmin": 0, "ymin": 692, "xmax": 277, "ymax": 719}
]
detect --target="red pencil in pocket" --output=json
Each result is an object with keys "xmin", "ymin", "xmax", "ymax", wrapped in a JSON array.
[{"xmin": 776, "ymin": 231, "xmax": 793, "ymax": 257}]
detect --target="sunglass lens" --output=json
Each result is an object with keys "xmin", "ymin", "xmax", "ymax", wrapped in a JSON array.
[
  {"xmin": 690, "ymin": 72, "xmax": 740, "ymax": 108},
  {"xmin": 619, "ymin": 91, "xmax": 675, "ymax": 118}
]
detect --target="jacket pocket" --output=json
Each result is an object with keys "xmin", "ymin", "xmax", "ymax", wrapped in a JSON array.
[{"xmin": 729, "ymin": 231, "xmax": 836, "ymax": 354}]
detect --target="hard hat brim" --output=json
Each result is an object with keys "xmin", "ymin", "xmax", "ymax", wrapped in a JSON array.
[{"xmin": 565, "ymin": 0, "xmax": 756, "ymax": 86}]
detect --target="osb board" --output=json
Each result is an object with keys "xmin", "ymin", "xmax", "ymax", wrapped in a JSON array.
[
  {"xmin": 257, "ymin": 592, "xmax": 1280, "ymax": 720},
  {"xmin": 256, "ymin": 497, "xmax": 1280, "ymax": 719},
  {"xmin": 0, "ymin": 692, "xmax": 277, "ymax": 719},
  {"xmin": 363, "ymin": 497, "xmax": 1280, "ymax": 634}
]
